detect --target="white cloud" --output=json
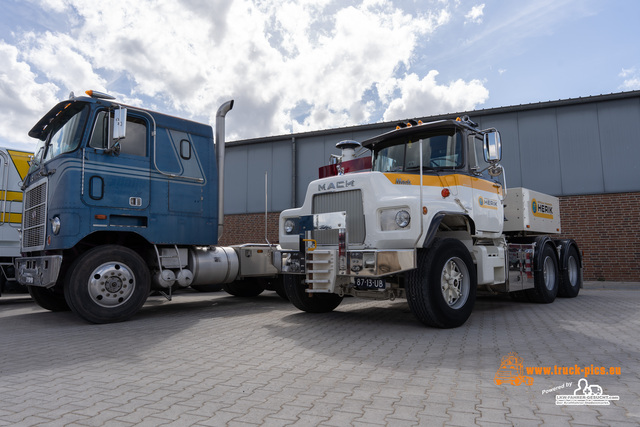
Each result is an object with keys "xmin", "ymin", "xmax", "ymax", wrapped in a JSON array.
[
  {"xmin": 465, "ymin": 4, "xmax": 485, "ymax": 24},
  {"xmin": 619, "ymin": 67, "xmax": 640, "ymax": 90},
  {"xmin": 619, "ymin": 67, "xmax": 634, "ymax": 78},
  {"xmin": 381, "ymin": 70, "xmax": 489, "ymax": 121},
  {"xmin": 20, "ymin": 31, "xmax": 107, "ymax": 93},
  {"xmin": 1, "ymin": 0, "xmax": 490, "ymax": 146},
  {"xmin": 0, "ymin": 41, "xmax": 59, "ymax": 149}
]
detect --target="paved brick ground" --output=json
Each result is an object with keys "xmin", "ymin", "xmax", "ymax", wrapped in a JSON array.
[{"xmin": 0, "ymin": 283, "xmax": 639, "ymax": 426}]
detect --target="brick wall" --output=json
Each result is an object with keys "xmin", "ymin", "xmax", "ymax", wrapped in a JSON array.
[
  {"xmin": 218, "ymin": 212, "xmax": 281, "ymax": 247},
  {"xmin": 220, "ymin": 192, "xmax": 640, "ymax": 282},
  {"xmin": 558, "ymin": 192, "xmax": 640, "ymax": 282}
]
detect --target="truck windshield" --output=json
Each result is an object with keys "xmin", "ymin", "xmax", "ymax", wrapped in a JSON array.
[
  {"xmin": 372, "ymin": 130, "xmax": 463, "ymax": 173},
  {"xmin": 28, "ymin": 103, "xmax": 90, "ymax": 174}
]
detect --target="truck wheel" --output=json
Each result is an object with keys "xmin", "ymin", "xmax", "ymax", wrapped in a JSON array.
[
  {"xmin": 64, "ymin": 245, "xmax": 150, "ymax": 323},
  {"xmin": 526, "ymin": 244, "xmax": 559, "ymax": 303},
  {"xmin": 283, "ymin": 274, "xmax": 343, "ymax": 313},
  {"xmin": 27, "ymin": 285, "xmax": 70, "ymax": 311},
  {"xmin": 406, "ymin": 238, "xmax": 476, "ymax": 328},
  {"xmin": 263, "ymin": 276, "xmax": 288, "ymax": 301},
  {"xmin": 222, "ymin": 278, "xmax": 264, "ymax": 297},
  {"xmin": 558, "ymin": 245, "xmax": 581, "ymax": 298},
  {"xmin": 273, "ymin": 279, "xmax": 289, "ymax": 301}
]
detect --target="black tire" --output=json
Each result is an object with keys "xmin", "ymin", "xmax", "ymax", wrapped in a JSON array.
[
  {"xmin": 191, "ymin": 284, "xmax": 224, "ymax": 292},
  {"xmin": 406, "ymin": 238, "xmax": 476, "ymax": 328},
  {"xmin": 283, "ymin": 274, "xmax": 343, "ymax": 313},
  {"xmin": 64, "ymin": 245, "xmax": 150, "ymax": 323},
  {"xmin": 222, "ymin": 278, "xmax": 265, "ymax": 297},
  {"xmin": 525, "ymin": 244, "xmax": 559, "ymax": 303},
  {"xmin": 266, "ymin": 276, "xmax": 289, "ymax": 301},
  {"xmin": 27, "ymin": 285, "xmax": 70, "ymax": 311},
  {"xmin": 274, "ymin": 282, "xmax": 289, "ymax": 301},
  {"xmin": 558, "ymin": 245, "xmax": 581, "ymax": 298}
]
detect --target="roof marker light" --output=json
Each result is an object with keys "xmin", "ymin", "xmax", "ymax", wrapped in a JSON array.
[{"xmin": 85, "ymin": 90, "xmax": 116, "ymax": 100}]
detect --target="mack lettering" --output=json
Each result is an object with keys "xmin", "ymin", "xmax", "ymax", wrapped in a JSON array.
[{"xmin": 318, "ymin": 180, "xmax": 355, "ymax": 191}]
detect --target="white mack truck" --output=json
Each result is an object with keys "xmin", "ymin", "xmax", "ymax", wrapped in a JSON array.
[{"xmin": 278, "ymin": 116, "xmax": 582, "ymax": 328}]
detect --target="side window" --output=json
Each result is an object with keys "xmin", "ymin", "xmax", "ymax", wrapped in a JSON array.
[
  {"xmin": 472, "ymin": 135, "xmax": 492, "ymax": 180},
  {"xmin": 89, "ymin": 111, "xmax": 108, "ymax": 149},
  {"xmin": 122, "ymin": 117, "xmax": 147, "ymax": 156},
  {"xmin": 180, "ymin": 139, "xmax": 191, "ymax": 160},
  {"xmin": 88, "ymin": 111, "xmax": 147, "ymax": 156},
  {"xmin": 169, "ymin": 130, "xmax": 203, "ymax": 179}
]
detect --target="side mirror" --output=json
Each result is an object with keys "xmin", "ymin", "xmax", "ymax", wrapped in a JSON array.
[
  {"xmin": 110, "ymin": 107, "xmax": 127, "ymax": 148},
  {"xmin": 483, "ymin": 130, "xmax": 502, "ymax": 162}
]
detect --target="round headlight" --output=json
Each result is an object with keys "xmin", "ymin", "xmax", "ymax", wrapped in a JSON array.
[
  {"xmin": 284, "ymin": 219, "xmax": 295, "ymax": 234},
  {"xmin": 395, "ymin": 210, "xmax": 410, "ymax": 228},
  {"xmin": 51, "ymin": 216, "xmax": 61, "ymax": 235}
]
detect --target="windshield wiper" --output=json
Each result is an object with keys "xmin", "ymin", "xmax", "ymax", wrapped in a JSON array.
[{"xmin": 405, "ymin": 165, "xmax": 435, "ymax": 171}]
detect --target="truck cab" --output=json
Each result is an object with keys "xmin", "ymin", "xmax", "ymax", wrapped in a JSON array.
[
  {"xmin": 15, "ymin": 91, "xmax": 242, "ymax": 323},
  {"xmin": 279, "ymin": 117, "xmax": 582, "ymax": 328}
]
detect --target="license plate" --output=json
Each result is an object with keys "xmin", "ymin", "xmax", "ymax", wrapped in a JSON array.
[
  {"xmin": 355, "ymin": 277, "xmax": 386, "ymax": 290},
  {"xmin": 25, "ymin": 276, "xmax": 34, "ymax": 284}
]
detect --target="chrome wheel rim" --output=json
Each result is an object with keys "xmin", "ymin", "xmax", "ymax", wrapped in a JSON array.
[
  {"xmin": 543, "ymin": 256, "xmax": 556, "ymax": 291},
  {"xmin": 440, "ymin": 257, "xmax": 470, "ymax": 309},
  {"xmin": 87, "ymin": 262, "xmax": 136, "ymax": 308},
  {"xmin": 567, "ymin": 255, "xmax": 579, "ymax": 287}
]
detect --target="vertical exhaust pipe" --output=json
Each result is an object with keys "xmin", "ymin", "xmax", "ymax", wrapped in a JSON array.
[{"xmin": 216, "ymin": 100, "xmax": 234, "ymax": 240}]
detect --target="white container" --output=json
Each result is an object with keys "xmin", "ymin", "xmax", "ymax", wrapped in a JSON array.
[{"xmin": 503, "ymin": 187, "xmax": 561, "ymax": 234}]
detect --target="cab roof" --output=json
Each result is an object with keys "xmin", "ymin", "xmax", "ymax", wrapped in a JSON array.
[
  {"xmin": 361, "ymin": 119, "xmax": 477, "ymax": 150},
  {"xmin": 29, "ymin": 96, "xmax": 213, "ymax": 141}
]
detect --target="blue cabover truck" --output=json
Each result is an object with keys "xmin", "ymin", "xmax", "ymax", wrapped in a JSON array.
[{"xmin": 15, "ymin": 90, "xmax": 280, "ymax": 323}]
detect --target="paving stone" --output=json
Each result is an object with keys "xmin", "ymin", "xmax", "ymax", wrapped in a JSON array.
[{"xmin": 0, "ymin": 288, "xmax": 638, "ymax": 426}]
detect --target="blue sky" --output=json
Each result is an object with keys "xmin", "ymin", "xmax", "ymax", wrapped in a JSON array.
[{"xmin": 0, "ymin": 0, "xmax": 638, "ymax": 151}]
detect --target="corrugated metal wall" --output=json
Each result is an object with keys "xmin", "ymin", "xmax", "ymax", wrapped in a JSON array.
[{"xmin": 224, "ymin": 92, "xmax": 640, "ymax": 214}]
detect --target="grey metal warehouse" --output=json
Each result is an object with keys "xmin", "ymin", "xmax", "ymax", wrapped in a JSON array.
[{"xmin": 219, "ymin": 90, "xmax": 640, "ymax": 282}]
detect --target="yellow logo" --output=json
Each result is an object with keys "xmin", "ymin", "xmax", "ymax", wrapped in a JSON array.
[
  {"xmin": 531, "ymin": 198, "xmax": 554, "ymax": 219},
  {"xmin": 478, "ymin": 196, "xmax": 498, "ymax": 210}
]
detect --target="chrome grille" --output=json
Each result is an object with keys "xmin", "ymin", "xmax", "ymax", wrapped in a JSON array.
[
  {"xmin": 312, "ymin": 190, "xmax": 365, "ymax": 244},
  {"xmin": 22, "ymin": 180, "xmax": 48, "ymax": 251}
]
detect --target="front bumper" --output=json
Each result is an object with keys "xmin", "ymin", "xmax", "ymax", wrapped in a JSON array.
[
  {"xmin": 281, "ymin": 247, "xmax": 415, "ymax": 295},
  {"xmin": 281, "ymin": 248, "xmax": 415, "ymax": 277},
  {"xmin": 280, "ymin": 211, "xmax": 416, "ymax": 294},
  {"xmin": 15, "ymin": 256, "xmax": 63, "ymax": 287}
]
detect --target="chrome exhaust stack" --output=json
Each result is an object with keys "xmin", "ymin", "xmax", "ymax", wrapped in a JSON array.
[{"xmin": 215, "ymin": 100, "xmax": 234, "ymax": 240}]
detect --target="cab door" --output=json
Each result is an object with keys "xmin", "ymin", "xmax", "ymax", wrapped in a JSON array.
[
  {"xmin": 470, "ymin": 135, "xmax": 503, "ymax": 233},
  {"xmin": 82, "ymin": 110, "xmax": 150, "ymax": 213}
]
